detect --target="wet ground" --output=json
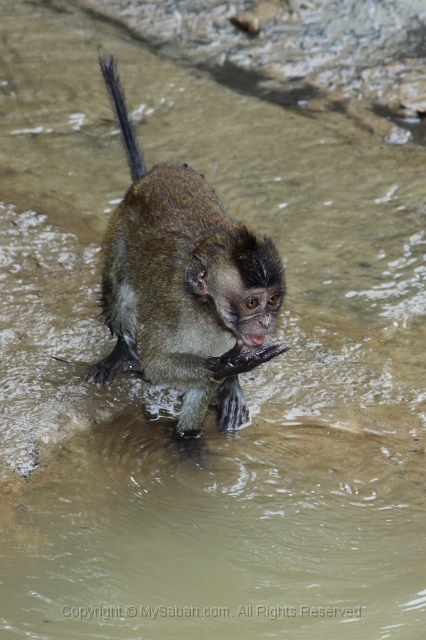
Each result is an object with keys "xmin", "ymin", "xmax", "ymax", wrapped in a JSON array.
[
  {"xmin": 74, "ymin": 0, "xmax": 426, "ymax": 122},
  {"xmin": 1, "ymin": 0, "xmax": 426, "ymax": 638}
]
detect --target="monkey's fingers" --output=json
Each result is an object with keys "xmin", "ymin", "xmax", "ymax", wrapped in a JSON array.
[
  {"xmin": 229, "ymin": 342, "xmax": 290, "ymax": 375},
  {"xmin": 244, "ymin": 342, "xmax": 291, "ymax": 367},
  {"xmin": 206, "ymin": 341, "xmax": 243, "ymax": 377},
  {"xmin": 216, "ymin": 339, "xmax": 244, "ymax": 364},
  {"xmin": 218, "ymin": 394, "xmax": 250, "ymax": 432},
  {"xmin": 207, "ymin": 342, "xmax": 290, "ymax": 378},
  {"xmin": 85, "ymin": 346, "xmax": 142, "ymax": 385},
  {"xmin": 216, "ymin": 383, "xmax": 250, "ymax": 432},
  {"xmin": 84, "ymin": 362, "xmax": 116, "ymax": 385}
]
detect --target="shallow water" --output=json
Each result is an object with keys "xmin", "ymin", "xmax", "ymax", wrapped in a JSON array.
[{"xmin": 1, "ymin": 1, "xmax": 426, "ymax": 639}]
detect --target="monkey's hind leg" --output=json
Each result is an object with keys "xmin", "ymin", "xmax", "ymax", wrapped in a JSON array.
[
  {"xmin": 177, "ymin": 384, "xmax": 218, "ymax": 437},
  {"xmin": 85, "ymin": 335, "xmax": 141, "ymax": 385},
  {"xmin": 211, "ymin": 375, "xmax": 249, "ymax": 432},
  {"xmin": 85, "ymin": 279, "xmax": 141, "ymax": 385}
]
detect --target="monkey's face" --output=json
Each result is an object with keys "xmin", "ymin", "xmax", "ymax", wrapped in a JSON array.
[
  {"xmin": 225, "ymin": 286, "xmax": 284, "ymax": 347},
  {"xmin": 187, "ymin": 255, "xmax": 284, "ymax": 346},
  {"xmin": 211, "ymin": 271, "xmax": 284, "ymax": 346}
]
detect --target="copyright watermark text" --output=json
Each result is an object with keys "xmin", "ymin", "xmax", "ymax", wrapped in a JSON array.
[{"xmin": 61, "ymin": 604, "xmax": 362, "ymax": 621}]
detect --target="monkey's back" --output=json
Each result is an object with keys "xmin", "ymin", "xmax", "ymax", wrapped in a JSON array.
[
  {"xmin": 127, "ymin": 162, "xmax": 228, "ymax": 231},
  {"xmin": 111, "ymin": 161, "xmax": 230, "ymax": 274},
  {"xmin": 102, "ymin": 162, "xmax": 234, "ymax": 352}
]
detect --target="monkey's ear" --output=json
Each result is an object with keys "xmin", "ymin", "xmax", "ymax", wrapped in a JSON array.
[{"xmin": 187, "ymin": 255, "xmax": 208, "ymax": 295}]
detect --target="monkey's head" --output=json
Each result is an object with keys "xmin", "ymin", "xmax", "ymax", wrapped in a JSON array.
[{"xmin": 187, "ymin": 226, "xmax": 285, "ymax": 347}]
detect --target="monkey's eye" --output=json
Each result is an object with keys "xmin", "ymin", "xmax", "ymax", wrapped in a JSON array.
[
  {"xmin": 246, "ymin": 298, "xmax": 259, "ymax": 309},
  {"xmin": 268, "ymin": 294, "xmax": 280, "ymax": 306}
]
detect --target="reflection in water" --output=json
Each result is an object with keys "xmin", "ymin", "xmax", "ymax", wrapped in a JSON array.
[{"xmin": 0, "ymin": 1, "xmax": 426, "ymax": 639}]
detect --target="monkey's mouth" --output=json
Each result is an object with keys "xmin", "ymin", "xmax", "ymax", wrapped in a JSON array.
[{"xmin": 241, "ymin": 334, "xmax": 265, "ymax": 347}]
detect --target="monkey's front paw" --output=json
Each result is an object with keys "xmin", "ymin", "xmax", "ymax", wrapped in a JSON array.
[{"xmin": 206, "ymin": 341, "xmax": 290, "ymax": 379}]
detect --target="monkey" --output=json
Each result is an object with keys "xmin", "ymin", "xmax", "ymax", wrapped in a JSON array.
[{"xmin": 85, "ymin": 54, "xmax": 290, "ymax": 437}]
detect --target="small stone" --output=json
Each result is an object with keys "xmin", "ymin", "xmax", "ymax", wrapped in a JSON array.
[
  {"xmin": 255, "ymin": 1, "xmax": 280, "ymax": 24},
  {"xmin": 230, "ymin": 0, "xmax": 281, "ymax": 35},
  {"xmin": 230, "ymin": 12, "xmax": 260, "ymax": 36},
  {"xmin": 399, "ymin": 79, "xmax": 426, "ymax": 117},
  {"xmin": 384, "ymin": 125, "xmax": 412, "ymax": 145}
]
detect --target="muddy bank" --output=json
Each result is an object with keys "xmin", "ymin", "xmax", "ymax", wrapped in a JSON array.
[{"xmin": 72, "ymin": 0, "xmax": 426, "ymax": 137}]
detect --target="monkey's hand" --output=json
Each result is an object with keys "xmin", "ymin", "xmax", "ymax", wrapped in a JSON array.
[{"xmin": 206, "ymin": 340, "xmax": 290, "ymax": 380}]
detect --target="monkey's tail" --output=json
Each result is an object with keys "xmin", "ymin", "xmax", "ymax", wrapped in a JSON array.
[{"xmin": 99, "ymin": 53, "xmax": 147, "ymax": 182}]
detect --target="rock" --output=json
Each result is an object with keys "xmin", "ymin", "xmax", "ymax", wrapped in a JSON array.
[
  {"xmin": 384, "ymin": 124, "xmax": 412, "ymax": 145},
  {"xmin": 255, "ymin": 1, "xmax": 281, "ymax": 24},
  {"xmin": 230, "ymin": 1, "xmax": 281, "ymax": 36},
  {"xmin": 360, "ymin": 59, "xmax": 426, "ymax": 119},
  {"xmin": 399, "ymin": 79, "xmax": 426, "ymax": 117},
  {"xmin": 230, "ymin": 12, "xmax": 260, "ymax": 36}
]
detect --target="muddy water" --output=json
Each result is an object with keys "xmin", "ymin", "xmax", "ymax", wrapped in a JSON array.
[{"xmin": 1, "ymin": 1, "xmax": 426, "ymax": 639}]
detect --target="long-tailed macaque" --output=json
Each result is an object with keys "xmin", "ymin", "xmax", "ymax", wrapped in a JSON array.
[{"xmin": 85, "ymin": 54, "xmax": 290, "ymax": 436}]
